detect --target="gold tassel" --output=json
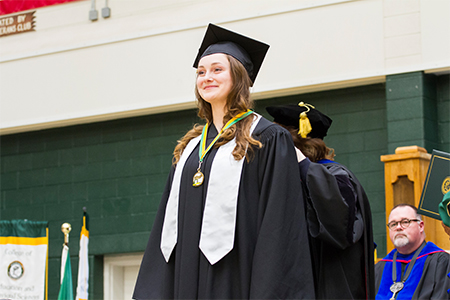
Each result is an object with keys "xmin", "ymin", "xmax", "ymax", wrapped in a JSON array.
[
  {"xmin": 298, "ymin": 102, "xmax": 314, "ymax": 138},
  {"xmin": 299, "ymin": 112, "xmax": 312, "ymax": 138}
]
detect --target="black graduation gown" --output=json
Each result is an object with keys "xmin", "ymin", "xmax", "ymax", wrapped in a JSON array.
[
  {"xmin": 375, "ymin": 242, "xmax": 450, "ymax": 300},
  {"xmin": 133, "ymin": 117, "xmax": 315, "ymax": 300},
  {"xmin": 298, "ymin": 158, "xmax": 375, "ymax": 300}
]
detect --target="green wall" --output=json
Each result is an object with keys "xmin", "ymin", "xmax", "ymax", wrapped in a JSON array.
[
  {"xmin": 437, "ymin": 74, "xmax": 450, "ymax": 152},
  {"xmin": 0, "ymin": 109, "xmax": 201, "ymax": 299},
  {"xmin": 1, "ymin": 73, "xmax": 448, "ymax": 299},
  {"xmin": 386, "ymin": 72, "xmax": 449, "ymax": 154}
]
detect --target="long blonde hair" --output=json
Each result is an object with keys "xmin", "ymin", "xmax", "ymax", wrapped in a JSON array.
[{"xmin": 173, "ymin": 55, "xmax": 262, "ymax": 165}]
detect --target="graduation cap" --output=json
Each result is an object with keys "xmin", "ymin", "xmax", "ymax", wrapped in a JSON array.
[
  {"xmin": 193, "ymin": 23, "xmax": 270, "ymax": 84},
  {"xmin": 266, "ymin": 102, "xmax": 332, "ymax": 139},
  {"xmin": 439, "ymin": 191, "xmax": 450, "ymax": 227}
]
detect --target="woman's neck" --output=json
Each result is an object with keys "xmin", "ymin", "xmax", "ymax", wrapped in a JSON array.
[{"xmin": 211, "ymin": 103, "xmax": 226, "ymax": 132}]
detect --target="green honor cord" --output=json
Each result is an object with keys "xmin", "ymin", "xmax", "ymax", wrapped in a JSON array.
[{"xmin": 199, "ymin": 109, "xmax": 254, "ymax": 163}]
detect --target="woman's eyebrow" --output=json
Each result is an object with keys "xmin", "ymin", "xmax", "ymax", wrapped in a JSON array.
[{"xmin": 198, "ymin": 62, "xmax": 223, "ymax": 68}]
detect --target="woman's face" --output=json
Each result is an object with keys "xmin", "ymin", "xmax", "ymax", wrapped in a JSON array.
[{"xmin": 196, "ymin": 53, "xmax": 233, "ymax": 108}]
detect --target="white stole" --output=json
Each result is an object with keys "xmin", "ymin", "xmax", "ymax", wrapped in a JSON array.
[{"xmin": 160, "ymin": 113, "xmax": 261, "ymax": 265}]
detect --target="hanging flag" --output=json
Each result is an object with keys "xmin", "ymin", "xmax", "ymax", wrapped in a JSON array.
[
  {"xmin": 0, "ymin": 220, "xmax": 48, "ymax": 300},
  {"xmin": 76, "ymin": 210, "xmax": 89, "ymax": 300},
  {"xmin": 58, "ymin": 224, "xmax": 74, "ymax": 300}
]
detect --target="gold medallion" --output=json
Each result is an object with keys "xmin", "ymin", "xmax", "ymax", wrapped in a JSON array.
[{"xmin": 193, "ymin": 170, "xmax": 204, "ymax": 187}]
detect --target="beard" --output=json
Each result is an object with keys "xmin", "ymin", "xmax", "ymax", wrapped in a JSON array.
[{"xmin": 393, "ymin": 235, "xmax": 410, "ymax": 248}]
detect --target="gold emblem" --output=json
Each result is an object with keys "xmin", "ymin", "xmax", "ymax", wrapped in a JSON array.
[
  {"xmin": 193, "ymin": 170, "xmax": 204, "ymax": 187},
  {"xmin": 7, "ymin": 261, "xmax": 24, "ymax": 280},
  {"xmin": 442, "ymin": 176, "xmax": 450, "ymax": 195}
]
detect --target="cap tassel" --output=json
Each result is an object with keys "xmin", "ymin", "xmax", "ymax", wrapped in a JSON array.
[
  {"xmin": 299, "ymin": 112, "xmax": 312, "ymax": 138},
  {"xmin": 298, "ymin": 102, "xmax": 314, "ymax": 138}
]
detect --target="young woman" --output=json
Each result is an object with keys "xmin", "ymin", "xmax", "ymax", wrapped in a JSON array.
[
  {"xmin": 133, "ymin": 24, "xmax": 314, "ymax": 299},
  {"xmin": 266, "ymin": 102, "xmax": 375, "ymax": 300}
]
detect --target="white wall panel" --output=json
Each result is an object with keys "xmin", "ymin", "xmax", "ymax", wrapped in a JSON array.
[
  {"xmin": 384, "ymin": 13, "xmax": 420, "ymax": 38},
  {"xmin": 0, "ymin": 0, "xmax": 449, "ymax": 134},
  {"xmin": 420, "ymin": 0, "xmax": 450, "ymax": 66}
]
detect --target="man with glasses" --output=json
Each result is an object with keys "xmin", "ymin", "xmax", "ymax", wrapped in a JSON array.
[{"xmin": 375, "ymin": 204, "xmax": 450, "ymax": 299}]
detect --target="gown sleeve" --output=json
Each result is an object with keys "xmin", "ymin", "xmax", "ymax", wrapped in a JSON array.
[
  {"xmin": 414, "ymin": 251, "xmax": 450, "ymax": 299},
  {"xmin": 374, "ymin": 259, "xmax": 386, "ymax": 294},
  {"xmin": 299, "ymin": 157, "xmax": 364, "ymax": 249},
  {"xmin": 248, "ymin": 124, "xmax": 315, "ymax": 299}
]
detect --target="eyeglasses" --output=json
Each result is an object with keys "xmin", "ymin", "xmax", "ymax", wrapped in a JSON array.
[{"xmin": 387, "ymin": 218, "xmax": 421, "ymax": 230}]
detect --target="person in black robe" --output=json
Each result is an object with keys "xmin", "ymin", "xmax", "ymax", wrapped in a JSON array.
[
  {"xmin": 266, "ymin": 102, "xmax": 375, "ymax": 299},
  {"xmin": 133, "ymin": 24, "xmax": 315, "ymax": 299},
  {"xmin": 375, "ymin": 204, "xmax": 450, "ymax": 299}
]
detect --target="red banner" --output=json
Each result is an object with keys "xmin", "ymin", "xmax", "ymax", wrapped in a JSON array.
[{"xmin": 0, "ymin": 0, "xmax": 80, "ymax": 16}]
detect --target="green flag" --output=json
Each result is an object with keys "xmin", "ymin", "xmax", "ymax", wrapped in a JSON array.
[{"xmin": 58, "ymin": 244, "xmax": 74, "ymax": 300}]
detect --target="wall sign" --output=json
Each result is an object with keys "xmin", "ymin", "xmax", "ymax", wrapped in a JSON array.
[{"xmin": 0, "ymin": 11, "xmax": 35, "ymax": 37}]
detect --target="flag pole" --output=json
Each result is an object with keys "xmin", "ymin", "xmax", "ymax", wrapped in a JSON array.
[
  {"xmin": 61, "ymin": 223, "xmax": 71, "ymax": 246},
  {"xmin": 58, "ymin": 223, "xmax": 74, "ymax": 300}
]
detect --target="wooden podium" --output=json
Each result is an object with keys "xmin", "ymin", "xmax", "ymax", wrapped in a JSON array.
[{"xmin": 380, "ymin": 146, "xmax": 450, "ymax": 254}]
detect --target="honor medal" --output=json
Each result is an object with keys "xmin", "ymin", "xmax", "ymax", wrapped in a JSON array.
[
  {"xmin": 194, "ymin": 110, "xmax": 254, "ymax": 188},
  {"xmin": 193, "ymin": 169, "xmax": 204, "ymax": 187}
]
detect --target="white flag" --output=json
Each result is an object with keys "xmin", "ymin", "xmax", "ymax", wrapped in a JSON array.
[
  {"xmin": 76, "ymin": 211, "xmax": 89, "ymax": 300},
  {"xmin": 0, "ymin": 220, "xmax": 48, "ymax": 300}
]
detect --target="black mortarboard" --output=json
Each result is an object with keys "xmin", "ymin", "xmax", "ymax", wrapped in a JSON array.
[
  {"xmin": 266, "ymin": 102, "xmax": 333, "ymax": 139},
  {"xmin": 193, "ymin": 23, "xmax": 270, "ymax": 84}
]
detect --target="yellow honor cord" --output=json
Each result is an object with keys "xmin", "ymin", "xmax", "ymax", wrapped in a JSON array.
[{"xmin": 199, "ymin": 110, "xmax": 253, "ymax": 162}]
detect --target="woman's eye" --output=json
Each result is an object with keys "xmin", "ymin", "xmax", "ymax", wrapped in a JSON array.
[
  {"xmin": 197, "ymin": 70, "xmax": 205, "ymax": 76},
  {"xmin": 214, "ymin": 68, "xmax": 222, "ymax": 72}
]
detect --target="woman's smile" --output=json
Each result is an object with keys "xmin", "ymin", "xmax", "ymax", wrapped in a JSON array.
[{"xmin": 196, "ymin": 53, "xmax": 233, "ymax": 107}]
